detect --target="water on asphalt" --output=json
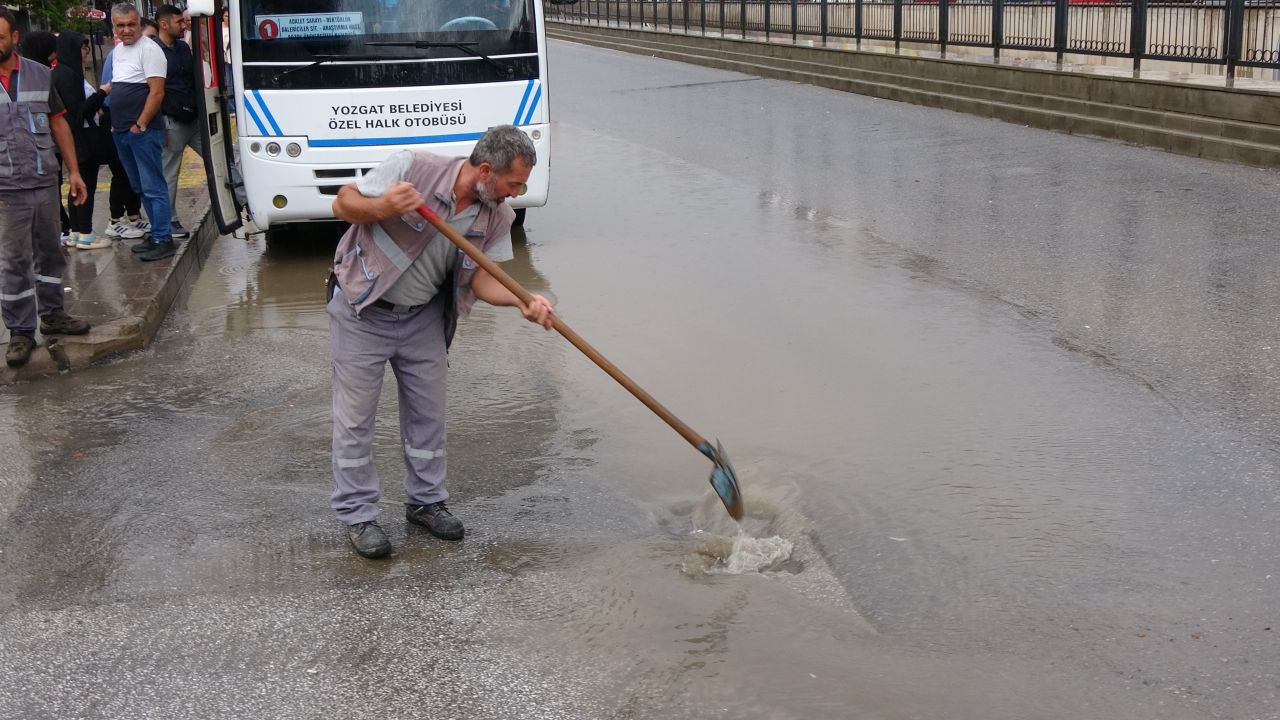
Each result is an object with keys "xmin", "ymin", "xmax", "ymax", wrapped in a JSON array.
[{"xmin": 2, "ymin": 40, "xmax": 1278, "ymax": 720}]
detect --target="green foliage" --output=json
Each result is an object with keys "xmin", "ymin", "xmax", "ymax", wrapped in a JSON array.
[{"xmin": 24, "ymin": 1, "xmax": 102, "ymax": 33}]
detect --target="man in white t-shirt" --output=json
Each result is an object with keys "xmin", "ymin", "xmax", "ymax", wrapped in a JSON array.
[{"xmin": 104, "ymin": 3, "xmax": 174, "ymax": 262}]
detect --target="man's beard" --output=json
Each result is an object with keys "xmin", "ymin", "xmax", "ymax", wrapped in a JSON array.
[
  {"xmin": 474, "ymin": 178, "xmax": 503, "ymax": 206},
  {"xmin": 0, "ymin": 47, "xmax": 13, "ymax": 64}
]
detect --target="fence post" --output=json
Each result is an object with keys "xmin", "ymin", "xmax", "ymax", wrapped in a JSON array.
[
  {"xmin": 668, "ymin": 0, "xmax": 673, "ymax": 30},
  {"xmin": 766, "ymin": 0, "xmax": 771, "ymax": 40},
  {"xmin": 855, "ymin": 0, "xmax": 863, "ymax": 46},
  {"xmin": 792, "ymin": 0, "xmax": 798, "ymax": 42},
  {"xmin": 1224, "ymin": 0, "xmax": 1245, "ymax": 80},
  {"xmin": 720, "ymin": 0, "xmax": 725, "ymax": 35},
  {"xmin": 1053, "ymin": 0, "xmax": 1067, "ymax": 65},
  {"xmin": 992, "ymin": 0, "xmax": 1003, "ymax": 61},
  {"xmin": 893, "ymin": 0, "xmax": 902, "ymax": 52},
  {"xmin": 821, "ymin": 0, "xmax": 828, "ymax": 43},
  {"xmin": 740, "ymin": 0, "xmax": 746, "ymax": 39},
  {"xmin": 1129, "ymin": 0, "xmax": 1147, "ymax": 75},
  {"xmin": 939, "ymin": 0, "xmax": 949, "ymax": 56}
]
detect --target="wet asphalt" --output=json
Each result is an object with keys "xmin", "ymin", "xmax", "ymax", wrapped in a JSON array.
[{"xmin": 2, "ymin": 39, "xmax": 1278, "ymax": 719}]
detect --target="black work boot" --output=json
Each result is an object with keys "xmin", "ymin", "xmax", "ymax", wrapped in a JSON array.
[
  {"xmin": 6, "ymin": 334, "xmax": 36, "ymax": 368},
  {"xmin": 40, "ymin": 311, "xmax": 91, "ymax": 336},
  {"xmin": 130, "ymin": 238, "xmax": 156, "ymax": 254},
  {"xmin": 139, "ymin": 240, "xmax": 177, "ymax": 262},
  {"xmin": 406, "ymin": 502, "xmax": 464, "ymax": 541},
  {"xmin": 347, "ymin": 521, "xmax": 391, "ymax": 559}
]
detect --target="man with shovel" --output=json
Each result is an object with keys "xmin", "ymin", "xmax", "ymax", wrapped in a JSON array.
[{"xmin": 327, "ymin": 125, "xmax": 554, "ymax": 559}]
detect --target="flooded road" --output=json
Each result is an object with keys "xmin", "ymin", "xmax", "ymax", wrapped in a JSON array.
[{"xmin": 3, "ymin": 41, "xmax": 1279, "ymax": 719}]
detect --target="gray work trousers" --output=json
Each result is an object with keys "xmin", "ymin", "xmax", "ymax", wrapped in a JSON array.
[
  {"xmin": 328, "ymin": 291, "xmax": 450, "ymax": 525},
  {"xmin": 162, "ymin": 116, "xmax": 204, "ymax": 215},
  {"xmin": 0, "ymin": 186, "xmax": 67, "ymax": 336}
]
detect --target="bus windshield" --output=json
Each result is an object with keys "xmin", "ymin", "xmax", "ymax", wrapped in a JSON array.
[{"xmin": 239, "ymin": 0, "xmax": 537, "ymax": 62}]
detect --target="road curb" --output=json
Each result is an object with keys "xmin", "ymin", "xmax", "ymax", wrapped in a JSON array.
[{"xmin": 1, "ymin": 198, "xmax": 217, "ymax": 384}]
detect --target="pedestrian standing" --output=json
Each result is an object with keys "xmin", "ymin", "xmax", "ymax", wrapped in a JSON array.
[
  {"xmin": 103, "ymin": 3, "xmax": 175, "ymax": 262},
  {"xmin": 0, "ymin": 8, "xmax": 91, "ymax": 368},
  {"xmin": 52, "ymin": 31, "xmax": 112, "ymax": 250},
  {"xmin": 155, "ymin": 4, "xmax": 200, "ymax": 240},
  {"xmin": 327, "ymin": 125, "xmax": 554, "ymax": 559},
  {"xmin": 95, "ymin": 43, "xmax": 150, "ymax": 241}
]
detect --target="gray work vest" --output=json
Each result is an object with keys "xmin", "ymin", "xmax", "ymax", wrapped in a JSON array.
[
  {"xmin": 0, "ymin": 59, "xmax": 59, "ymax": 191},
  {"xmin": 332, "ymin": 152, "xmax": 516, "ymax": 323}
]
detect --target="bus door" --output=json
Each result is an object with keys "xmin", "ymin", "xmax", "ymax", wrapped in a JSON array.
[{"xmin": 191, "ymin": 0, "xmax": 244, "ymax": 234}]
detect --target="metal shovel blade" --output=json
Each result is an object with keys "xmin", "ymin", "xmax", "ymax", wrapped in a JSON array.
[{"xmin": 699, "ymin": 439, "xmax": 744, "ymax": 521}]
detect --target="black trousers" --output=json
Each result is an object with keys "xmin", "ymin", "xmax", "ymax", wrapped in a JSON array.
[{"xmin": 66, "ymin": 141, "xmax": 142, "ymax": 234}]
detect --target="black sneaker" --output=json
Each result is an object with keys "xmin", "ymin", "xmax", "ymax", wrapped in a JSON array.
[
  {"xmin": 406, "ymin": 502, "xmax": 464, "ymax": 541},
  {"xmin": 171, "ymin": 221, "xmax": 191, "ymax": 239},
  {"xmin": 39, "ymin": 312, "xmax": 90, "ymax": 335},
  {"xmin": 5, "ymin": 334, "xmax": 36, "ymax": 368},
  {"xmin": 130, "ymin": 238, "xmax": 155, "ymax": 254},
  {"xmin": 347, "ymin": 521, "xmax": 392, "ymax": 559},
  {"xmin": 139, "ymin": 240, "xmax": 177, "ymax": 262}
]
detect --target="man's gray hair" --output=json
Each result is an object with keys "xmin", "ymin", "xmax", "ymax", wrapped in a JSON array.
[
  {"xmin": 469, "ymin": 125, "xmax": 536, "ymax": 173},
  {"xmin": 111, "ymin": 3, "xmax": 139, "ymax": 18}
]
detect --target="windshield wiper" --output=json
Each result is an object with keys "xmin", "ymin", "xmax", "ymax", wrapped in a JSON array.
[
  {"xmin": 280, "ymin": 54, "xmax": 392, "ymax": 77},
  {"xmin": 365, "ymin": 41, "xmax": 514, "ymax": 78}
]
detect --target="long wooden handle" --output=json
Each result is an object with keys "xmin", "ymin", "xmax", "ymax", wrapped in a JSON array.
[{"xmin": 417, "ymin": 204, "xmax": 707, "ymax": 450}]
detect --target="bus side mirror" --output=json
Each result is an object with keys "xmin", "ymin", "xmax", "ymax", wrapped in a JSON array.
[{"xmin": 187, "ymin": 0, "xmax": 216, "ymax": 17}]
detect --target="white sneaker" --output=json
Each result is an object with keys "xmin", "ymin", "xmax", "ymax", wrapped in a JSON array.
[
  {"xmin": 75, "ymin": 233, "xmax": 112, "ymax": 250},
  {"xmin": 62, "ymin": 232, "xmax": 78, "ymax": 248},
  {"xmin": 131, "ymin": 218, "xmax": 152, "ymax": 234},
  {"xmin": 105, "ymin": 219, "xmax": 145, "ymax": 240}
]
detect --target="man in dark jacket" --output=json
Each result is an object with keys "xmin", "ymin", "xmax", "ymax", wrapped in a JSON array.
[{"xmin": 156, "ymin": 4, "xmax": 200, "ymax": 240}]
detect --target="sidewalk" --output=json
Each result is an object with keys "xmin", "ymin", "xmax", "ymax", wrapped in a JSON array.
[{"xmin": 1, "ymin": 149, "xmax": 217, "ymax": 384}]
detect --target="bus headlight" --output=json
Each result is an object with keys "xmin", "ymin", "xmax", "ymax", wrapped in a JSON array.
[
  {"xmin": 517, "ymin": 183, "xmax": 527, "ymax": 197},
  {"xmin": 250, "ymin": 141, "xmax": 262, "ymax": 153},
  {"xmin": 286, "ymin": 143, "xmax": 302, "ymax": 157},
  {"xmin": 530, "ymin": 129, "xmax": 541, "ymax": 141},
  {"xmin": 273, "ymin": 195, "xmax": 288, "ymax": 208},
  {"xmin": 266, "ymin": 142, "xmax": 282, "ymax": 156}
]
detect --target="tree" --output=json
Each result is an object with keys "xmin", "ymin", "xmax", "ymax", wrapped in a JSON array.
[{"xmin": 24, "ymin": 0, "xmax": 105, "ymax": 33}]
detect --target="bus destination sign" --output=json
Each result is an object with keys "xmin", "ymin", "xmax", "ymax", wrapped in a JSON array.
[{"xmin": 255, "ymin": 13, "xmax": 365, "ymax": 40}]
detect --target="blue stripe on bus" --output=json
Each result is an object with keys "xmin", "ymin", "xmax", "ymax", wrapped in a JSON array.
[
  {"xmin": 310, "ymin": 132, "xmax": 486, "ymax": 147},
  {"xmin": 251, "ymin": 89, "xmax": 284, "ymax": 136},
  {"xmin": 243, "ymin": 98, "xmax": 269, "ymax": 136},
  {"xmin": 512, "ymin": 79, "xmax": 534, "ymax": 124},
  {"xmin": 521, "ymin": 85, "xmax": 542, "ymax": 125}
]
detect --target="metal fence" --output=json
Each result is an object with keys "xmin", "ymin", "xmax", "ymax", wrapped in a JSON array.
[{"xmin": 548, "ymin": 1, "xmax": 1280, "ymax": 76}]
